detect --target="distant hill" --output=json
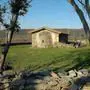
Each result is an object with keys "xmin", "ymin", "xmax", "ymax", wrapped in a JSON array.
[
  {"xmin": 0, "ymin": 29, "xmax": 33, "ymax": 44},
  {"xmin": 54, "ymin": 28, "xmax": 86, "ymax": 40},
  {"xmin": 0, "ymin": 28, "xmax": 86, "ymax": 44}
]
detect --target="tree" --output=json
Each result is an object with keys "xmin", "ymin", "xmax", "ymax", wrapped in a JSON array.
[
  {"xmin": 68, "ymin": 0, "xmax": 90, "ymax": 43},
  {"xmin": 0, "ymin": 0, "xmax": 32, "ymax": 74}
]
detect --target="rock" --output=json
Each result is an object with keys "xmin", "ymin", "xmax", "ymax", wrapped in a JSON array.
[
  {"xmin": 3, "ymin": 71, "xmax": 15, "ymax": 80},
  {"xmin": 61, "ymin": 88, "xmax": 70, "ymax": 90},
  {"xmin": 0, "ymin": 83, "xmax": 4, "ymax": 90},
  {"xmin": 43, "ymin": 76, "xmax": 51, "ymax": 81},
  {"xmin": 1, "ymin": 69, "xmax": 89, "ymax": 90},
  {"xmin": 58, "ymin": 72, "xmax": 66, "ymax": 77},
  {"xmin": 69, "ymin": 84, "xmax": 78, "ymax": 90},
  {"xmin": 33, "ymin": 79, "xmax": 43, "ymax": 84},
  {"xmin": 26, "ymin": 77, "xmax": 43, "ymax": 85},
  {"xmin": 10, "ymin": 79, "xmax": 25, "ymax": 88},
  {"xmin": 35, "ymin": 83, "xmax": 47, "ymax": 90},
  {"xmin": 2, "ymin": 79, "xmax": 10, "ymax": 90},
  {"xmin": 82, "ymin": 83, "xmax": 90, "ymax": 90},
  {"xmin": 47, "ymin": 78, "xmax": 58, "ymax": 86},
  {"xmin": 76, "ymin": 71, "xmax": 83, "ymax": 78},
  {"xmin": 59, "ymin": 77, "xmax": 72, "ymax": 88},
  {"xmin": 68, "ymin": 70, "xmax": 77, "ymax": 77},
  {"xmin": 79, "ymin": 69, "xmax": 89, "ymax": 76},
  {"xmin": 26, "ymin": 78, "xmax": 33, "ymax": 84},
  {"xmin": 50, "ymin": 71, "xmax": 59, "ymax": 78},
  {"xmin": 19, "ymin": 85, "xmax": 24, "ymax": 90},
  {"xmin": 36, "ymin": 70, "xmax": 50, "ymax": 76}
]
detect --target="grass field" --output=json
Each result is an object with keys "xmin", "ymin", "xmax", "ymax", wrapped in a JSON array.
[{"xmin": 0, "ymin": 45, "xmax": 90, "ymax": 72}]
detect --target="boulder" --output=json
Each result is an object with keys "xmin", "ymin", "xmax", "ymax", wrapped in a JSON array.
[
  {"xmin": 78, "ymin": 69, "xmax": 88, "ymax": 76},
  {"xmin": 82, "ymin": 83, "xmax": 90, "ymax": 90},
  {"xmin": 69, "ymin": 84, "xmax": 78, "ymax": 90},
  {"xmin": 68, "ymin": 70, "xmax": 77, "ymax": 77}
]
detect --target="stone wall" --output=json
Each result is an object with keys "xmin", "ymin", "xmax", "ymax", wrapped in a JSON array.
[
  {"xmin": 32, "ymin": 30, "xmax": 59, "ymax": 48},
  {"xmin": 1, "ymin": 69, "xmax": 90, "ymax": 90}
]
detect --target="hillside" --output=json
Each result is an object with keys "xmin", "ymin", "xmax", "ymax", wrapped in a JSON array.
[
  {"xmin": 55, "ymin": 28, "xmax": 86, "ymax": 40},
  {"xmin": 0, "ymin": 29, "xmax": 33, "ymax": 44}
]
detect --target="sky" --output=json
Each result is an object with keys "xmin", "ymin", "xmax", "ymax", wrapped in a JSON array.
[
  {"xmin": 20, "ymin": 0, "xmax": 84, "ymax": 29},
  {"xmin": 1, "ymin": 0, "xmax": 89, "ymax": 29}
]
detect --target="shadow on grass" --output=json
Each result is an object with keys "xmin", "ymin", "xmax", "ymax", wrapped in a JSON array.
[
  {"xmin": 24, "ymin": 48, "xmax": 90, "ymax": 73},
  {"xmin": 66, "ymin": 48, "xmax": 90, "ymax": 71}
]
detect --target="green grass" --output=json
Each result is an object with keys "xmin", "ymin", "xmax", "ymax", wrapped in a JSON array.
[{"xmin": 0, "ymin": 45, "xmax": 90, "ymax": 72}]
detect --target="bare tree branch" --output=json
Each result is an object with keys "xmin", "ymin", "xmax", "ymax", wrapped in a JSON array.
[
  {"xmin": 78, "ymin": 0, "xmax": 85, "ymax": 7},
  {"xmin": 68, "ymin": 0, "xmax": 90, "ymax": 43}
]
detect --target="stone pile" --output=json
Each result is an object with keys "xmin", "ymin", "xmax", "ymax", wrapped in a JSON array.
[
  {"xmin": 54, "ymin": 42, "xmax": 74, "ymax": 48},
  {"xmin": 0, "ymin": 69, "xmax": 90, "ymax": 90}
]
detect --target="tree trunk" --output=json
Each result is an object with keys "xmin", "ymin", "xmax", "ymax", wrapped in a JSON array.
[
  {"xmin": 0, "ymin": 14, "xmax": 18, "ymax": 74},
  {"xmin": 85, "ymin": 0, "xmax": 90, "ymax": 19},
  {"xmin": 0, "ymin": 31, "xmax": 14, "ymax": 74},
  {"xmin": 69, "ymin": 0, "xmax": 90, "ymax": 43}
]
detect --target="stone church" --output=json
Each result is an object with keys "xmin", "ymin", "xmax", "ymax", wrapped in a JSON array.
[{"xmin": 30, "ymin": 27, "xmax": 68, "ymax": 48}]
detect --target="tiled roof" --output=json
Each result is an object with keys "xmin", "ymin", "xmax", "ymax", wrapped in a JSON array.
[{"xmin": 29, "ymin": 27, "xmax": 68, "ymax": 34}]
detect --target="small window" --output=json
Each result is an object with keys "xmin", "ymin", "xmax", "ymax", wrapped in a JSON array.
[{"xmin": 42, "ymin": 40, "xmax": 44, "ymax": 43}]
